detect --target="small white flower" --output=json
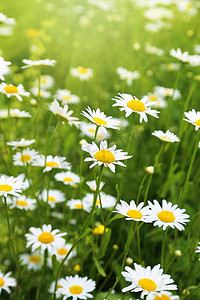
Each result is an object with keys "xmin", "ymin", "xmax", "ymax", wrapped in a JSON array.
[
  {"xmin": 145, "ymin": 44, "xmax": 165, "ymax": 56},
  {"xmin": 83, "ymin": 192, "xmax": 116, "ymax": 209},
  {"xmin": 55, "ymin": 89, "xmax": 79, "ymax": 105},
  {"xmin": 112, "ymin": 93, "xmax": 159, "ymax": 122},
  {"xmin": 0, "ymin": 175, "xmax": 24, "ymax": 197},
  {"xmin": 13, "ymin": 148, "xmax": 39, "ymax": 166},
  {"xmin": 82, "ymin": 140, "xmax": 132, "ymax": 172},
  {"xmin": 115, "ymin": 200, "xmax": 151, "ymax": 222},
  {"xmin": 25, "ymin": 224, "xmax": 67, "ymax": 254},
  {"xmin": 10, "ymin": 109, "xmax": 31, "ymax": 118},
  {"xmin": 117, "ymin": 67, "xmax": 140, "ymax": 85},
  {"xmin": 154, "ymin": 86, "xmax": 181, "ymax": 100},
  {"xmin": 31, "ymin": 87, "xmax": 51, "ymax": 98},
  {"xmin": 71, "ymin": 66, "xmax": 93, "ymax": 80},
  {"xmin": 9, "ymin": 196, "xmax": 36, "ymax": 210},
  {"xmin": 147, "ymin": 291, "xmax": 180, "ymax": 300},
  {"xmin": 147, "ymin": 199, "xmax": 190, "ymax": 231},
  {"xmin": 7, "ymin": 138, "xmax": 35, "ymax": 149},
  {"xmin": 0, "ymin": 56, "xmax": 11, "ymax": 80},
  {"xmin": 33, "ymin": 154, "xmax": 71, "ymax": 172},
  {"xmin": 184, "ymin": 109, "xmax": 200, "ymax": 130},
  {"xmin": 86, "ymin": 180, "xmax": 104, "ymax": 192},
  {"xmin": 51, "ymin": 243, "xmax": 76, "ymax": 263},
  {"xmin": 19, "ymin": 251, "xmax": 43, "ymax": 271},
  {"xmin": 35, "ymin": 75, "xmax": 54, "ymax": 89},
  {"xmin": 48, "ymin": 279, "xmax": 63, "ymax": 296},
  {"xmin": 0, "ymin": 83, "xmax": 30, "ymax": 101},
  {"xmin": 41, "ymin": 189, "xmax": 65, "ymax": 208},
  {"xmin": 55, "ymin": 172, "xmax": 80, "ymax": 186},
  {"xmin": 152, "ymin": 130, "xmax": 180, "ymax": 143},
  {"xmin": 67, "ymin": 199, "xmax": 91, "ymax": 212},
  {"xmin": 56, "ymin": 274, "xmax": 96, "ymax": 300},
  {"xmin": 80, "ymin": 122, "xmax": 110, "ymax": 141},
  {"xmin": 0, "ymin": 13, "xmax": 15, "ymax": 26},
  {"xmin": 0, "ymin": 270, "xmax": 16, "ymax": 295},
  {"xmin": 81, "ymin": 106, "xmax": 120, "ymax": 133},
  {"xmin": 170, "ymin": 48, "xmax": 190, "ymax": 63},
  {"xmin": 22, "ymin": 59, "xmax": 56, "ymax": 68},
  {"xmin": 122, "ymin": 263, "xmax": 177, "ymax": 299}
]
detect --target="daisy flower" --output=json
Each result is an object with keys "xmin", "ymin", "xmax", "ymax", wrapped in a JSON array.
[
  {"xmin": 41, "ymin": 189, "xmax": 65, "ymax": 208},
  {"xmin": 7, "ymin": 138, "xmax": 35, "ymax": 149},
  {"xmin": 31, "ymin": 87, "xmax": 51, "ymax": 98},
  {"xmin": 48, "ymin": 99, "xmax": 80, "ymax": 127},
  {"xmin": 117, "ymin": 67, "xmax": 140, "ymax": 85},
  {"xmin": 0, "ymin": 175, "xmax": 24, "ymax": 197},
  {"xmin": 122, "ymin": 263, "xmax": 177, "ymax": 299},
  {"xmin": 10, "ymin": 109, "xmax": 31, "ymax": 118},
  {"xmin": 0, "ymin": 13, "xmax": 15, "ymax": 26},
  {"xmin": 154, "ymin": 87, "xmax": 181, "ymax": 100},
  {"xmin": 170, "ymin": 48, "xmax": 190, "ymax": 63},
  {"xmin": 184, "ymin": 109, "xmax": 200, "ymax": 130},
  {"xmin": 67, "ymin": 199, "xmax": 91, "ymax": 212},
  {"xmin": 0, "ymin": 270, "xmax": 16, "ymax": 295},
  {"xmin": 51, "ymin": 243, "xmax": 76, "ymax": 263},
  {"xmin": 55, "ymin": 171, "xmax": 80, "ymax": 186},
  {"xmin": 152, "ymin": 130, "xmax": 180, "ymax": 143},
  {"xmin": 83, "ymin": 192, "xmax": 116, "ymax": 209},
  {"xmin": 32, "ymin": 154, "xmax": 71, "ymax": 172},
  {"xmin": 35, "ymin": 75, "xmax": 54, "ymax": 89},
  {"xmin": 82, "ymin": 140, "xmax": 132, "ymax": 172},
  {"xmin": 81, "ymin": 106, "xmax": 120, "ymax": 133},
  {"xmin": 25, "ymin": 224, "xmax": 67, "ymax": 254},
  {"xmin": 19, "ymin": 251, "xmax": 43, "ymax": 271},
  {"xmin": 80, "ymin": 122, "xmax": 110, "ymax": 141},
  {"xmin": 56, "ymin": 275, "xmax": 96, "ymax": 300},
  {"xmin": 146, "ymin": 93, "xmax": 167, "ymax": 109},
  {"xmin": 114, "ymin": 200, "xmax": 151, "ymax": 223},
  {"xmin": 147, "ymin": 199, "xmax": 190, "ymax": 231},
  {"xmin": 112, "ymin": 93, "xmax": 159, "ymax": 122},
  {"xmin": 86, "ymin": 180, "xmax": 104, "ymax": 192},
  {"xmin": 0, "ymin": 83, "xmax": 30, "ymax": 101},
  {"xmin": 0, "ymin": 56, "xmax": 11, "ymax": 80},
  {"xmin": 14, "ymin": 174, "xmax": 30, "ymax": 190},
  {"xmin": 71, "ymin": 66, "xmax": 93, "ymax": 80},
  {"xmin": 9, "ymin": 196, "xmax": 36, "ymax": 210},
  {"xmin": 147, "ymin": 291, "xmax": 180, "ymax": 300},
  {"xmin": 195, "ymin": 242, "xmax": 200, "ymax": 258},
  {"xmin": 13, "ymin": 148, "xmax": 39, "ymax": 166},
  {"xmin": 55, "ymin": 89, "xmax": 79, "ymax": 105},
  {"xmin": 22, "ymin": 59, "xmax": 56, "ymax": 68},
  {"xmin": 48, "ymin": 279, "xmax": 63, "ymax": 295}
]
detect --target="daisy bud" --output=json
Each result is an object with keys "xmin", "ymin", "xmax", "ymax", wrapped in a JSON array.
[
  {"xmin": 126, "ymin": 257, "xmax": 133, "ymax": 265},
  {"xmin": 79, "ymin": 139, "xmax": 88, "ymax": 146},
  {"xmin": 30, "ymin": 99, "xmax": 37, "ymax": 106},
  {"xmin": 74, "ymin": 264, "xmax": 81, "ymax": 272},
  {"xmin": 174, "ymin": 250, "xmax": 182, "ymax": 257},
  {"xmin": 113, "ymin": 244, "xmax": 118, "ymax": 250},
  {"xmin": 145, "ymin": 166, "xmax": 154, "ymax": 175}
]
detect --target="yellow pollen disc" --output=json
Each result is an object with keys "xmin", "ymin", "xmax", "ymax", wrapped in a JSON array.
[
  {"xmin": 38, "ymin": 232, "xmax": 54, "ymax": 244},
  {"xmin": 41, "ymin": 78, "xmax": 47, "ymax": 84},
  {"xmin": 48, "ymin": 196, "xmax": 56, "ymax": 202},
  {"xmin": 127, "ymin": 209, "xmax": 142, "ymax": 219},
  {"xmin": 94, "ymin": 149, "xmax": 115, "ymax": 164},
  {"xmin": 88, "ymin": 128, "xmax": 95, "ymax": 133},
  {"xmin": 63, "ymin": 177, "xmax": 73, "ymax": 182},
  {"xmin": 157, "ymin": 210, "xmax": 175, "ymax": 222},
  {"xmin": 62, "ymin": 95, "xmax": 71, "ymax": 100},
  {"xmin": 69, "ymin": 285, "xmax": 83, "ymax": 294},
  {"xmin": 29, "ymin": 256, "xmax": 41, "ymax": 263},
  {"xmin": 138, "ymin": 278, "xmax": 157, "ymax": 291},
  {"xmin": 127, "ymin": 99, "xmax": 146, "ymax": 112},
  {"xmin": 0, "ymin": 278, "xmax": 5, "ymax": 287},
  {"xmin": 92, "ymin": 117, "xmax": 107, "ymax": 126},
  {"xmin": 149, "ymin": 95, "xmax": 158, "ymax": 101},
  {"xmin": 4, "ymin": 85, "xmax": 18, "ymax": 94},
  {"xmin": 96, "ymin": 200, "xmax": 100, "ymax": 205},
  {"xmin": 17, "ymin": 200, "xmax": 28, "ymax": 206},
  {"xmin": 195, "ymin": 119, "xmax": 200, "ymax": 126},
  {"xmin": 154, "ymin": 295, "xmax": 170, "ymax": 300},
  {"xmin": 46, "ymin": 161, "xmax": 59, "ymax": 167},
  {"xmin": 164, "ymin": 89, "xmax": 172, "ymax": 96},
  {"xmin": 75, "ymin": 204, "xmax": 83, "ymax": 209},
  {"xmin": 20, "ymin": 155, "xmax": 31, "ymax": 162},
  {"xmin": 0, "ymin": 184, "xmax": 13, "ymax": 192},
  {"xmin": 77, "ymin": 67, "xmax": 87, "ymax": 74},
  {"xmin": 57, "ymin": 248, "xmax": 68, "ymax": 255},
  {"xmin": 160, "ymin": 135, "xmax": 172, "ymax": 142}
]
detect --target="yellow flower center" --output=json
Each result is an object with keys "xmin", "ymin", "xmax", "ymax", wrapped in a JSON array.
[
  {"xmin": 57, "ymin": 248, "xmax": 68, "ymax": 255},
  {"xmin": 149, "ymin": 95, "xmax": 158, "ymax": 101},
  {"xmin": 69, "ymin": 285, "xmax": 83, "ymax": 294},
  {"xmin": 96, "ymin": 200, "xmax": 100, "ymax": 205},
  {"xmin": 29, "ymin": 256, "xmax": 41, "ymax": 263},
  {"xmin": 77, "ymin": 67, "xmax": 87, "ymax": 74},
  {"xmin": 160, "ymin": 135, "xmax": 172, "ymax": 142},
  {"xmin": 94, "ymin": 149, "xmax": 115, "ymax": 164},
  {"xmin": 41, "ymin": 77, "xmax": 47, "ymax": 84},
  {"xmin": 75, "ymin": 204, "xmax": 83, "ymax": 209},
  {"xmin": 154, "ymin": 294, "xmax": 170, "ymax": 300},
  {"xmin": 127, "ymin": 99, "xmax": 146, "ymax": 112},
  {"xmin": 38, "ymin": 232, "xmax": 54, "ymax": 244},
  {"xmin": 164, "ymin": 89, "xmax": 172, "ymax": 96},
  {"xmin": 138, "ymin": 278, "xmax": 157, "ymax": 291},
  {"xmin": 0, "ymin": 184, "xmax": 13, "ymax": 192},
  {"xmin": 20, "ymin": 155, "xmax": 31, "ymax": 162},
  {"xmin": 195, "ymin": 119, "xmax": 200, "ymax": 126},
  {"xmin": 62, "ymin": 95, "xmax": 71, "ymax": 100},
  {"xmin": 17, "ymin": 200, "xmax": 28, "ymax": 206},
  {"xmin": 48, "ymin": 196, "xmax": 56, "ymax": 202},
  {"xmin": 46, "ymin": 161, "xmax": 59, "ymax": 167},
  {"xmin": 0, "ymin": 278, "xmax": 5, "ymax": 287},
  {"xmin": 63, "ymin": 177, "xmax": 73, "ymax": 182},
  {"xmin": 89, "ymin": 128, "xmax": 95, "ymax": 133},
  {"xmin": 74, "ymin": 264, "xmax": 81, "ymax": 272},
  {"xmin": 157, "ymin": 210, "xmax": 175, "ymax": 222},
  {"xmin": 127, "ymin": 209, "xmax": 142, "ymax": 219},
  {"xmin": 92, "ymin": 117, "xmax": 107, "ymax": 126},
  {"xmin": 4, "ymin": 85, "xmax": 18, "ymax": 94}
]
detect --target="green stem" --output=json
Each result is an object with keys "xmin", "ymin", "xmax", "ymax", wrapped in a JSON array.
[
  {"xmin": 53, "ymin": 165, "xmax": 104, "ymax": 300},
  {"xmin": 136, "ymin": 173, "xmax": 147, "ymax": 205},
  {"xmin": 137, "ymin": 223, "xmax": 141, "ymax": 262},
  {"xmin": 45, "ymin": 120, "xmax": 61, "ymax": 161},
  {"xmin": 161, "ymin": 229, "xmax": 168, "ymax": 269},
  {"xmin": 36, "ymin": 249, "xmax": 48, "ymax": 300},
  {"xmin": 94, "ymin": 125, "xmax": 99, "ymax": 143}
]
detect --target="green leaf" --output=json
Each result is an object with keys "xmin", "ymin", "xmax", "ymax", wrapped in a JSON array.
[
  {"xmin": 93, "ymin": 257, "xmax": 106, "ymax": 277},
  {"xmin": 52, "ymin": 254, "xmax": 59, "ymax": 278},
  {"xmin": 108, "ymin": 214, "xmax": 124, "ymax": 225}
]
